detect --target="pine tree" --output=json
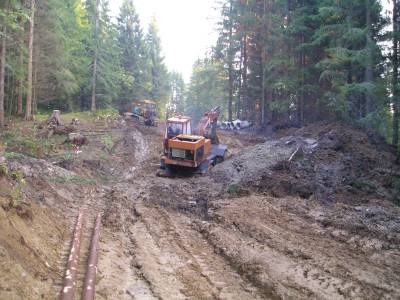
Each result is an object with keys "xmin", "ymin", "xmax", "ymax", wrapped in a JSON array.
[
  {"xmin": 168, "ymin": 71, "xmax": 185, "ymax": 116},
  {"xmin": 186, "ymin": 56, "xmax": 227, "ymax": 122},
  {"xmin": 146, "ymin": 17, "xmax": 170, "ymax": 107},
  {"xmin": 117, "ymin": 0, "xmax": 148, "ymax": 103}
]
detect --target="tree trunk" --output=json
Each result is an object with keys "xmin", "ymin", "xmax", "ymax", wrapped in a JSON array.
[
  {"xmin": 297, "ymin": 29, "xmax": 305, "ymax": 126},
  {"xmin": 242, "ymin": 34, "xmax": 248, "ymax": 119},
  {"xmin": 261, "ymin": 0, "xmax": 268, "ymax": 127},
  {"xmin": 91, "ymin": 0, "xmax": 100, "ymax": 113},
  {"xmin": 237, "ymin": 38, "xmax": 244, "ymax": 119},
  {"xmin": 17, "ymin": 44, "xmax": 23, "ymax": 115},
  {"xmin": 33, "ymin": 60, "xmax": 37, "ymax": 114},
  {"xmin": 393, "ymin": 0, "xmax": 399, "ymax": 149},
  {"xmin": 365, "ymin": 0, "xmax": 375, "ymax": 116},
  {"xmin": 25, "ymin": 0, "xmax": 35, "ymax": 121},
  {"xmin": 227, "ymin": 0, "xmax": 234, "ymax": 122},
  {"xmin": 0, "ymin": 26, "xmax": 5, "ymax": 128}
]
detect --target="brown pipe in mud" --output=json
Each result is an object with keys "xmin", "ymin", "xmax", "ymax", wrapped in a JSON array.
[
  {"xmin": 82, "ymin": 213, "xmax": 102, "ymax": 300},
  {"xmin": 61, "ymin": 210, "xmax": 84, "ymax": 300}
]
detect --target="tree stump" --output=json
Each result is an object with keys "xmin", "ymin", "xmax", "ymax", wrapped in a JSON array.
[{"xmin": 47, "ymin": 110, "xmax": 62, "ymax": 127}]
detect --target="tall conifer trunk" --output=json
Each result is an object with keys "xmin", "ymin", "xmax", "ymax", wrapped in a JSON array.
[
  {"xmin": 17, "ymin": 43, "xmax": 23, "ymax": 115},
  {"xmin": 0, "ymin": 26, "xmax": 6, "ymax": 128},
  {"xmin": 393, "ymin": 0, "xmax": 399, "ymax": 149},
  {"xmin": 91, "ymin": 0, "xmax": 100, "ymax": 113},
  {"xmin": 365, "ymin": 0, "xmax": 374, "ymax": 116},
  {"xmin": 227, "ymin": 0, "xmax": 234, "ymax": 121},
  {"xmin": 25, "ymin": 0, "xmax": 35, "ymax": 121}
]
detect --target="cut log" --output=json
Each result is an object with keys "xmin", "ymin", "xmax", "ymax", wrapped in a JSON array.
[{"xmin": 53, "ymin": 125, "xmax": 77, "ymax": 135}]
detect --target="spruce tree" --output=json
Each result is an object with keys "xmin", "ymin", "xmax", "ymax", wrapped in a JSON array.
[{"xmin": 146, "ymin": 17, "xmax": 170, "ymax": 107}]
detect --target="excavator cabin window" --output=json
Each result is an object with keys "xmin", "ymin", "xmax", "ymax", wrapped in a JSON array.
[
  {"xmin": 167, "ymin": 123, "xmax": 183, "ymax": 138},
  {"xmin": 167, "ymin": 121, "xmax": 191, "ymax": 138}
]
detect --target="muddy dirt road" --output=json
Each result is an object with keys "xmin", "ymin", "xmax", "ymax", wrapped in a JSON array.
[{"xmin": 1, "ymin": 120, "xmax": 400, "ymax": 299}]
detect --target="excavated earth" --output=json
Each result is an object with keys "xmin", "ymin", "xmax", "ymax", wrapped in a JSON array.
[{"xmin": 0, "ymin": 119, "xmax": 399, "ymax": 299}]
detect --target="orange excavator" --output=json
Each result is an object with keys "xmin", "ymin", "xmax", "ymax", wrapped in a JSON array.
[{"xmin": 159, "ymin": 106, "xmax": 227, "ymax": 175}]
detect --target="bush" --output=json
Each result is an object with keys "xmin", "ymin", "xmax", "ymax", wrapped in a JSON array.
[
  {"xmin": 102, "ymin": 134, "xmax": 114, "ymax": 152},
  {"xmin": 1, "ymin": 129, "xmax": 55, "ymax": 158},
  {"xmin": 227, "ymin": 184, "xmax": 239, "ymax": 194}
]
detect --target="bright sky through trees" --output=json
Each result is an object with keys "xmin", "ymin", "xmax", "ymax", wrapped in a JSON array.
[{"xmin": 110, "ymin": 0, "xmax": 218, "ymax": 82}]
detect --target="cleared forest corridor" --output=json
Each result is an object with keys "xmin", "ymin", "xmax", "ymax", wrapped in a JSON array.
[{"xmin": 1, "ymin": 0, "xmax": 400, "ymax": 299}]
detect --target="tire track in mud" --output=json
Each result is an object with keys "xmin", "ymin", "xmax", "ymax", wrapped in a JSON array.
[
  {"xmin": 90, "ymin": 124, "xmax": 267, "ymax": 299},
  {"xmin": 123, "ymin": 200, "xmax": 264, "ymax": 300},
  {"xmin": 94, "ymin": 125, "xmax": 159, "ymax": 299}
]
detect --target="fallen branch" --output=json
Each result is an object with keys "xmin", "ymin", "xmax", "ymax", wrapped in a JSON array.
[{"xmin": 288, "ymin": 146, "xmax": 304, "ymax": 163}]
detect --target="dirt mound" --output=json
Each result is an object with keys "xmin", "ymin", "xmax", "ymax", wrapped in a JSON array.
[
  {"xmin": 257, "ymin": 123, "xmax": 400, "ymax": 205},
  {"xmin": 214, "ymin": 123, "xmax": 400, "ymax": 206},
  {"xmin": 210, "ymin": 138, "xmax": 300, "ymax": 185}
]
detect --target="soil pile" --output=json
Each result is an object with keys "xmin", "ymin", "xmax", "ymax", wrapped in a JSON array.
[
  {"xmin": 257, "ymin": 123, "xmax": 400, "ymax": 205},
  {"xmin": 213, "ymin": 122, "xmax": 400, "ymax": 206}
]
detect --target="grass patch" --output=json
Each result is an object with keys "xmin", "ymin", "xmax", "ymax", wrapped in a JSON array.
[
  {"xmin": 350, "ymin": 179, "xmax": 376, "ymax": 192},
  {"xmin": 4, "ymin": 152, "xmax": 24, "ymax": 159},
  {"xmin": 1, "ymin": 128, "xmax": 55, "ymax": 158},
  {"xmin": 51, "ymin": 174, "xmax": 96, "ymax": 185},
  {"xmin": 227, "ymin": 183, "xmax": 250, "ymax": 196},
  {"xmin": 9, "ymin": 186, "xmax": 23, "ymax": 207},
  {"xmin": 37, "ymin": 108, "xmax": 120, "ymax": 124},
  {"xmin": 227, "ymin": 184, "xmax": 239, "ymax": 194},
  {"xmin": 102, "ymin": 134, "xmax": 115, "ymax": 152},
  {"xmin": 0, "ymin": 164, "xmax": 7, "ymax": 177}
]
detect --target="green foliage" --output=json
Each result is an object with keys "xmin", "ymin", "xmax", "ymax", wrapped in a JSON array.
[
  {"xmin": 186, "ymin": 57, "xmax": 227, "ymax": 122},
  {"xmin": 101, "ymin": 134, "xmax": 114, "ymax": 152},
  {"xmin": 350, "ymin": 179, "xmax": 376, "ymax": 193},
  {"xmin": 2, "ymin": 129, "xmax": 54, "ymax": 158},
  {"xmin": 184, "ymin": 0, "xmax": 392, "ymax": 135},
  {"xmin": 227, "ymin": 184, "xmax": 239, "ymax": 194},
  {"xmin": 168, "ymin": 72, "xmax": 186, "ymax": 116},
  {"xmin": 146, "ymin": 17, "xmax": 171, "ymax": 109},
  {"xmin": 117, "ymin": 0, "xmax": 150, "ymax": 103},
  {"xmin": 51, "ymin": 174, "xmax": 96, "ymax": 185},
  {"xmin": 0, "ymin": 163, "xmax": 7, "ymax": 177},
  {"xmin": 4, "ymin": 152, "xmax": 24, "ymax": 159},
  {"xmin": 9, "ymin": 186, "xmax": 23, "ymax": 207},
  {"xmin": 90, "ymin": 107, "xmax": 119, "ymax": 121},
  {"xmin": 11, "ymin": 169, "xmax": 24, "ymax": 183}
]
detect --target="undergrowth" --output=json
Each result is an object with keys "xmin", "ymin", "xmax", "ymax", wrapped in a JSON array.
[
  {"xmin": 51, "ymin": 174, "xmax": 96, "ymax": 185},
  {"xmin": 36, "ymin": 108, "xmax": 120, "ymax": 123},
  {"xmin": 1, "ymin": 128, "xmax": 55, "ymax": 158}
]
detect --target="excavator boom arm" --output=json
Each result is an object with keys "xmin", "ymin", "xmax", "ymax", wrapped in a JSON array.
[{"xmin": 196, "ymin": 106, "xmax": 220, "ymax": 139}]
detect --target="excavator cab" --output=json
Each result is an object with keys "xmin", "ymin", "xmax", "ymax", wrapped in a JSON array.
[
  {"xmin": 166, "ymin": 116, "xmax": 192, "ymax": 139},
  {"xmin": 160, "ymin": 109, "xmax": 227, "ymax": 175}
]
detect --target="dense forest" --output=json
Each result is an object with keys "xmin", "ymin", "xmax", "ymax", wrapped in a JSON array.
[
  {"xmin": 0, "ymin": 0, "xmax": 400, "ymax": 153},
  {"xmin": 187, "ymin": 0, "xmax": 400, "ymax": 153},
  {"xmin": 0, "ymin": 0, "xmax": 171, "ymax": 117}
]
